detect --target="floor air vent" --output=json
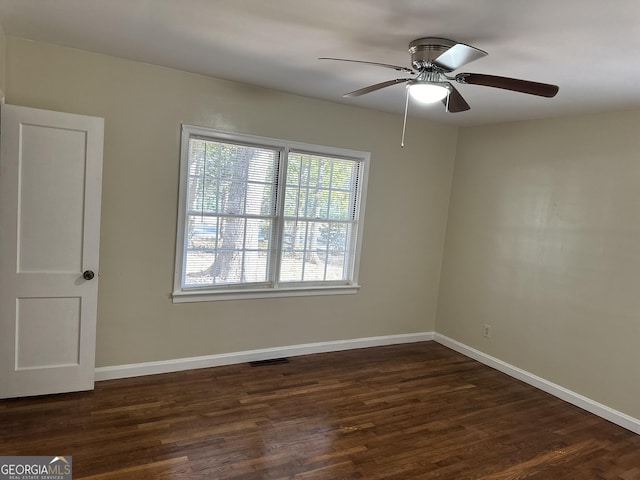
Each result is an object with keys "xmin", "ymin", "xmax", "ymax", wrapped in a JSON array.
[{"xmin": 249, "ymin": 358, "xmax": 289, "ymax": 367}]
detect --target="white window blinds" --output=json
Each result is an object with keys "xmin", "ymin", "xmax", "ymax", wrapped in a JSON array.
[
  {"xmin": 174, "ymin": 125, "xmax": 369, "ymax": 302},
  {"xmin": 184, "ymin": 138, "xmax": 278, "ymax": 287}
]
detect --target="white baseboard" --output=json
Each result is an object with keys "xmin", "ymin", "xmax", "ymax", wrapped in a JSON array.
[
  {"xmin": 94, "ymin": 331, "xmax": 434, "ymax": 382},
  {"xmin": 434, "ymin": 333, "xmax": 640, "ymax": 435}
]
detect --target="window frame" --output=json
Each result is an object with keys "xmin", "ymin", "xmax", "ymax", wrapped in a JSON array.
[{"xmin": 172, "ymin": 124, "xmax": 370, "ymax": 303}]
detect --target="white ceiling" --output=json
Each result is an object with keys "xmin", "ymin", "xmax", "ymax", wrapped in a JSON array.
[{"xmin": 0, "ymin": 0, "xmax": 639, "ymax": 126}]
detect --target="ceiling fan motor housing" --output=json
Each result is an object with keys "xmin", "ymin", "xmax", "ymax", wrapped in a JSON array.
[{"xmin": 409, "ymin": 37, "xmax": 457, "ymax": 71}]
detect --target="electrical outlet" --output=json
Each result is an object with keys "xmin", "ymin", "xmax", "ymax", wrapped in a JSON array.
[{"xmin": 483, "ymin": 324, "xmax": 491, "ymax": 338}]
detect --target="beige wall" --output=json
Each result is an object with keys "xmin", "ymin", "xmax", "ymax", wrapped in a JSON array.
[
  {"xmin": 4, "ymin": 37, "xmax": 458, "ymax": 367},
  {"xmin": 0, "ymin": 25, "xmax": 6, "ymax": 93},
  {"xmin": 437, "ymin": 110, "xmax": 640, "ymax": 418}
]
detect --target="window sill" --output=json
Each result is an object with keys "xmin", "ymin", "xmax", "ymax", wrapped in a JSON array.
[{"xmin": 172, "ymin": 284, "xmax": 361, "ymax": 303}]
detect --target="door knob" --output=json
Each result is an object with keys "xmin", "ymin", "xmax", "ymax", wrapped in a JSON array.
[{"xmin": 83, "ymin": 270, "xmax": 95, "ymax": 280}]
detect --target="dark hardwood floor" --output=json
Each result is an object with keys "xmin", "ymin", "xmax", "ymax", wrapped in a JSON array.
[{"xmin": 1, "ymin": 342, "xmax": 640, "ymax": 479}]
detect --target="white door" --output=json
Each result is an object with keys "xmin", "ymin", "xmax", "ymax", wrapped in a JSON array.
[{"xmin": 0, "ymin": 104, "xmax": 104, "ymax": 398}]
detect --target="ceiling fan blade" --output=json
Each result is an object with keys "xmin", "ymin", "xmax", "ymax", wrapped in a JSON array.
[
  {"xmin": 319, "ymin": 57, "xmax": 414, "ymax": 73},
  {"xmin": 344, "ymin": 78, "xmax": 411, "ymax": 97},
  {"xmin": 433, "ymin": 43, "xmax": 488, "ymax": 71},
  {"xmin": 443, "ymin": 84, "xmax": 470, "ymax": 112},
  {"xmin": 456, "ymin": 73, "xmax": 559, "ymax": 98}
]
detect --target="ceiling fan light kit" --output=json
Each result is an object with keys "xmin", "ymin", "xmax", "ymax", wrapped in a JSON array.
[
  {"xmin": 408, "ymin": 82, "xmax": 450, "ymax": 103},
  {"xmin": 320, "ymin": 37, "xmax": 559, "ymax": 146}
]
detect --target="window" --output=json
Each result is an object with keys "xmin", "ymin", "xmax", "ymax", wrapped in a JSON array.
[{"xmin": 173, "ymin": 125, "xmax": 369, "ymax": 302}]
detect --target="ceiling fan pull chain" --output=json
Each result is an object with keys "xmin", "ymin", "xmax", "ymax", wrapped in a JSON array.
[{"xmin": 401, "ymin": 87, "xmax": 410, "ymax": 148}]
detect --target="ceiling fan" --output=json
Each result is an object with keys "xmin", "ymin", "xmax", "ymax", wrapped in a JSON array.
[{"xmin": 320, "ymin": 37, "xmax": 559, "ymax": 145}]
